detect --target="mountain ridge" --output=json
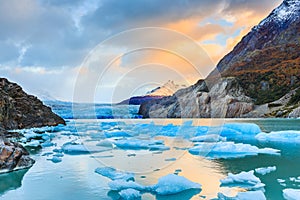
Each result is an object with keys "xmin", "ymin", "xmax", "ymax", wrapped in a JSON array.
[{"xmin": 139, "ymin": 0, "xmax": 300, "ymax": 118}]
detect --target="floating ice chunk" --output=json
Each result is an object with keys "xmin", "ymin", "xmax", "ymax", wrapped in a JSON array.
[
  {"xmin": 220, "ymin": 170, "xmax": 264, "ymax": 190},
  {"xmin": 289, "ymin": 177, "xmax": 300, "ymax": 183},
  {"xmin": 152, "ymin": 174, "xmax": 201, "ymax": 195},
  {"xmin": 118, "ymin": 188, "xmax": 141, "ymax": 200},
  {"xmin": 224, "ymin": 123, "xmax": 261, "ymax": 135},
  {"xmin": 47, "ymin": 156, "xmax": 62, "ymax": 163},
  {"xmin": 62, "ymin": 142, "xmax": 90, "ymax": 154},
  {"xmin": 255, "ymin": 166, "xmax": 276, "ymax": 175},
  {"xmin": 41, "ymin": 141, "xmax": 55, "ymax": 148},
  {"xmin": 255, "ymin": 131, "xmax": 300, "ymax": 144},
  {"xmin": 218, "ymin": 190, "xmax": 266, "ymax": 200},
  {"xmin": 165, "ymin": 158, "xmax": 176, "ymax": 162},
  {"xmin": 283, "ymin": 189, "xmax": 300, "ymax": 200},
  {"xmin": 42, "ymin": 152, "xmax": 53, "ymax": 156},
  {"xmin": 104, "ymin": 130, "xmax": 133, "ymax": 138},
  {"xmin": 149, "ymin": 145, "xmax": 170, "ymax": 151},
  {"xmin": 24, "ymin": 140, "xmax": 41, "ymax": 147},
  {"xmin": 188, "ymin": 142, "xmax": 280, "ymax": 159},
  {"xmin": 114, "ymin": 139, "xmax": 166, "ymax": 150},
  {"xmin": 108, "ymin": 180, "xmax": 145, "ymax": 191},
  {"xmin": 190, "ymin": 134, "xmax": 226, "ymax": 143},
  {"xmin": 95, "ymin": 167, "xmax": 135, "ymax": 181}
]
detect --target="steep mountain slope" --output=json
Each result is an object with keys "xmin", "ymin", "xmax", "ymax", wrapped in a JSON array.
[
  {"xmin": 210, "ymin": 0, "xmax": 300, "ymax": 104},
  {"xmin": 139, "ymin": 0, "xmax": 300, "ymax": 118}
]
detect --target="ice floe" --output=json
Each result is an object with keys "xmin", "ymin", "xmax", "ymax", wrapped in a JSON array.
[
  {"xmin": 190, "ymin": 134, "xmax": 226, "ymax": 143},
  {"xmin": 96, "ymin": 167, "xmax": 201, "ymax": 196},
  {"xmin": 188, "ymin": 142, "xmax": 280, "ymax": 159},
  {"xmin": 152, "ymin": 174, "xmax": 201, "ymax": 195},
  {"xmin": 113, "ymin": 139, "xmax": 167, "ymax": 151},
  {"xmin": 255, "ymin": 166, "xmax": 276, "ymax": 175},
  {"xmin": 95, "ymin": 167, "xmax": 135, "ymax": 181},
  {"xmin": 118, "ymin": 188, "xmax": 141, "ymax": 200},
  {"xmin": 218, "ymin": 190, "xmax": 266, "ymax": 200},
  {"xmin": 255, "ymin": 131, "xmax": 300, "ymax": 144},
  {"xmin": 283, "ymin": 189, "xmax": 300, "ymax": 200},
  {"xmin": 220, "ymin": 170, "xmax": 265, "ymax": 190}
]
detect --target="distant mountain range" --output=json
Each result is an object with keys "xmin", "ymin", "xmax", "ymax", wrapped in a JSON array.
[
  {"xmin": 118, "ymin": 80, "xmax": 187, "ymax": 105},
  {"xmin": 139, "ymin": 0, "xmax": 300, "ymax": 118}
]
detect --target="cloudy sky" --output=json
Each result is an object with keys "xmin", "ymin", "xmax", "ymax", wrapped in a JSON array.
[{"xmin": 0, "ymin": 0, "xmax": 281, "ymax": 103}]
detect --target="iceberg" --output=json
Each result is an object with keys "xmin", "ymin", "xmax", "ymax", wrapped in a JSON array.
[
  {"xmin": 104, "ymin": 130, "xmax": 133, "ymax": 138},
  {"xmin": 113, "ymin": 139, "xmax": 166, "ymax": 150},
  {"xmin": 218, "ymin": 190, "xmax": 266, "ymax": 200},
  {"xmin": 283, "ymin": 189, "xmax": 300, "ymax": 200},
  {"xmin": 152, "ymin": 174, "xmax": 201, "ymax": 195},
  {"xmin": 108, "ymin": 180, "xmax": 145, "ymax": 191},
  {"xmin": 24, "ymin": 140, "xmax": 41, "ymax": 147},
  {"xmin": 255, "ymin": 166, "xmax": 276, "ymax": 175},
  {"xmin": 47, "ymin": 156, "xmax": 62, "ymax": 163},
  {"xmin": 220, "ymin": 170, "xmax": 265, "ymax": 190},
  {"xmin": 95, "ymin": 167, "xmax": 135, "ymax": 181},
  {"xmin": 118, "ymin": 188, "xmax": 141, "ymax": 200},
  {"xmin": 255, "ymin": 131, "xmax": 300, "ymax": 144},
  {"xmin": 190, "ymin": 134, "xmax": 226, "ymax": 143},
  {"xmin": 188, "ymin": 142, "xmax": 280, "ymax": 159}
]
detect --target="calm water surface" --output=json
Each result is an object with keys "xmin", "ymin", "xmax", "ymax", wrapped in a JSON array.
[{"xmin": 1, "ymin": 118, "xmax": 300, "ymax": 200}]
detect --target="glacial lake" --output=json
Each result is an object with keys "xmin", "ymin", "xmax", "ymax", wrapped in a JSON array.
[{"xmin": 1, "ymin": 118, "xmax": 300, "ymax": 200}]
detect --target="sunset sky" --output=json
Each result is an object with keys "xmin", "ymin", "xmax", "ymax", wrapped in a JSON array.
[{"xmin": 0, "ymin": 0, "xmax": 281, "ymax": 103}]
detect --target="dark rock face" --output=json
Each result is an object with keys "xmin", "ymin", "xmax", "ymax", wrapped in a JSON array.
[
  {"xmin": 0, "ymin": 78, "xmax": 65, "ymax": 129},
  {"xmin": 139, "ymin": 78, "xmax": 254, "ymax": 118},
  {"xmin": 0, "ymin": 131, "xmax": 35, "ymax": 173},
  {"xmin": 0, "ymin": 77, "xmax": 65, "ymax": 173}
]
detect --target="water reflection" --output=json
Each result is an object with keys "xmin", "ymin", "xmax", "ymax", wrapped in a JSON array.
[{"xmin": 0, "ymin": 169, "xmax": 29, "ymax": 195}]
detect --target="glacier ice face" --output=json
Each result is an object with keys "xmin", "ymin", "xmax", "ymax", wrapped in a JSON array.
[
  {"xmin": 255, "ymin": 131, "xmax": 300, "ymax": 144},
  {"xmin": 188, "ymin": 142, "xmax": 280, "ymax": 159},
  {"xmin": 95, "ymin": 167, "xmax": 135, "ymax": 181},
  {"xmin": 255, "ymin": 166, "xmax": 276, "ymax": 175},
  {"xmin": 220, "ymin": 170, "xmax": 265, "ymax": 190},
  {"xmin": 118, "ymin": 188, "xmax": 141, "ymax": 200},
  {"xmin": 283, "ymin": 188, "xmax": 300, "ymax": 200},
  {"xmin": 152, "ymin": 174, "xmax": 201, "ymax": 195}
]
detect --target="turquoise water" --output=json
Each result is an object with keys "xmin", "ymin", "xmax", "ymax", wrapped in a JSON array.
[{"xmin": 0, "ymin": 118, "xmax": 300, "ymax": 200}]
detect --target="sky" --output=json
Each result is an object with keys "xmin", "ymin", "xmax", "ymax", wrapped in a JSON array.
[{"xmin": 0, "ymin": 0, "xmax": 281, "ymax": 103}]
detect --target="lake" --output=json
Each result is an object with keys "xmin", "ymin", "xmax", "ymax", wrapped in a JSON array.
[{"xmin": 1, "ymin": 103, "xmax": 300, "ymax": 199}]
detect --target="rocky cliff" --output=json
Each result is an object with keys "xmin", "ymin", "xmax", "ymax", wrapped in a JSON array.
[
  {"xmin": 0, "ymin": 78, "xmax": 66, "ymax": 173},
  {"xmin": 0, "ymin": 78, "xmax": 65, "ymax": 129},
  {"xmin": 139, "ymin": 0, "xmax": 300, "ymax": 118}
]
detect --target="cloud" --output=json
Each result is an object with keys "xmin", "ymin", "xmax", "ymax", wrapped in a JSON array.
[{"xmin": 0, "ymin": 0, "xmax": 283, "ymax": 102}]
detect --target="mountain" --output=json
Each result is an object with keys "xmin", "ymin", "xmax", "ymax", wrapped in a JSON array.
[
  {"xmin": 139, "ymin": 0, "xmax": 300, "ymax": 118},
  {"xmin": 118, "ymin": 80, "xmax": 187, "ymax": 105}
]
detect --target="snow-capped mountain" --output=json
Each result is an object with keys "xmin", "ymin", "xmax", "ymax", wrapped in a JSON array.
[
  {"xmin": 146, "ymin": 80, "xmax": 187, "ymax": 96},
  {"xmin": 139, "ymin": 0, "xmax": 300, "ymax": 118},
  {"xmin": 209, "ymin": 0, "xmax": 300, "ymax": 104}
]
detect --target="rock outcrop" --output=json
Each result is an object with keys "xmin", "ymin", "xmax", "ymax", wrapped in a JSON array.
[
  {"xmin": 0, "ymin": 77, "xmax": 66, "ymax": 173},
  {"xmin": 139, "ymin": 78, "xmax": 254, "ymax": 118},
  {"xmin": 0, "ymin": 130, "xmax": 35, "ymax": 173},
  {"xmin": 0, "ymin": 78, "xmax": 65, "ymax": 129}
]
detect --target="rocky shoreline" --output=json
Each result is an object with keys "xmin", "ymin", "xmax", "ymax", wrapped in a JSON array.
[{"xmin": 0, "ymin": 78, "xmax": 65, "ymax": 173}]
